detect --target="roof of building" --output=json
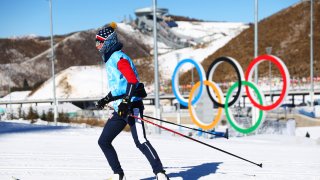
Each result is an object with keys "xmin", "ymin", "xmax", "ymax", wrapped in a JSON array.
[{"xmin": 135, "ymin": 7, "xmax": 168, "ymax": 17}]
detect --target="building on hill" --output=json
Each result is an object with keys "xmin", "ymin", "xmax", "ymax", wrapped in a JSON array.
[{"xmin": 134, "ymin": 7, "xmax": 197, "ymax": 49}]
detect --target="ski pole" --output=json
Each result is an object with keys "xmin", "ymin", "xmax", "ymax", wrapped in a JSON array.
[
  {"xmin": 105, "ymin": 105, "xmax": 227, "ymax": 138},
  {"xmin": 143, "ymin": 115, "xmax": 228, "ymax": 139},
  {"xmin": 105, "ymin": 105, "xmax": 260, "ymax": 167},
  {"xmin": 132, "ymin": 115, "xmax": 263, "ymax": 168}
]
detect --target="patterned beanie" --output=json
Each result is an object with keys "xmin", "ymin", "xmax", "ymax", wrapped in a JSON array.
[
  {"xmin": 96, "ymin": 22, "xmax": 117, "ymax": 42},
  {"xmin": 96, "ymin": 22, "xmax": 123, "ymax": 61}
]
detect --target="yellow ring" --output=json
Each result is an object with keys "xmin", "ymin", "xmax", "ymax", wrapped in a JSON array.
[{"xmin": 188, "ymin": 80, "xmax": 223, "ymax": 130}]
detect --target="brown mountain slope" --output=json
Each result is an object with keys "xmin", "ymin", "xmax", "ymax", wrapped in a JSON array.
[
  {"xmin": 0, "ymin": 36, "xmax": 65, "ymax": 64},
  {"xmin": 0, "ymin": 27, "xmax": 151, "ymax": 94},
  {"xmin": 180, "ymin": 1, "xmax": 320, "ymax": 85}
]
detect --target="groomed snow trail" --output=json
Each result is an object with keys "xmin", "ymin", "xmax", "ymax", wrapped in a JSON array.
[{"xmin": 0, "ymin": 121, "xmax": 320, "ymax": 180}]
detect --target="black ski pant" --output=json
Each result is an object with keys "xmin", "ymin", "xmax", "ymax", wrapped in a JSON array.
[{"xmin": 98, "ymin": 105, "xmax": 164, "ymax": 175}]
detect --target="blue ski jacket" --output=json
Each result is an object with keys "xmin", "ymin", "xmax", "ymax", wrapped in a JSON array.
[{"xmin": 105, "ymin": 50, "xmax": 141, "ymax": 111}]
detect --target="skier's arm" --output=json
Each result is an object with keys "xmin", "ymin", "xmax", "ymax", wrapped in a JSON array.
[{"xmin": 117, "ymin": 58, "xmax": 139, "ymax": 99}]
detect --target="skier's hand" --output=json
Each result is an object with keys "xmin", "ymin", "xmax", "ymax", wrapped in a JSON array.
[
  {"xmin": 96, "ymin": 96, "xmax": 111, "ymax": 110},
  {"xmin": 118, "ymin": 96, "xmax": 130, "ymax": 119}
]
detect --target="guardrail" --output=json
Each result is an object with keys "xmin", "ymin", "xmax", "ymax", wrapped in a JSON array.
[
  {"xmin": 0, "ymin": 97, "xmax": 101, "ymax": 105},
  {"xmin": 0, "ymin": 90, "xmax": 319, "ymax": 106}
]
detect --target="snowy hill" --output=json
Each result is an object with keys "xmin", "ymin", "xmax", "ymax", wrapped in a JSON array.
[
  {"xmin": 0, "ymin": 91, "xmax": 31, "ymax": 101},
  {"xmin": 1, "ymin": 21, "xmax": 248, "ymax": 100},
  {"xmin": 159, "ymin": 21, "xmax": 247, "ymax": 79},
  {"xmin": 0, "ymin": 24, "xmax": 150, "ymax": 95},
  {"xmin": 27, "ymin": 66, "xmax": 107, "ymax": 100}
]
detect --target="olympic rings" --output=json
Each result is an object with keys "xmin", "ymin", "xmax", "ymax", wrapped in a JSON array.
[
  {"xmin": 188, "ymin": 80, "xmax": 223, "ymax": 130},
  {"xmin": 206, "ymin": 56, "xmax": 245, "ymax": 108},
  {"xmin": 172, "ymin": 59, "xmax": 206, "ymax": 107},
  {"xmin": 171, "ymin": 55, "xmax": 290, "ymax": 134},
  {"xmin": 245, "ymin": 55, "xmax": 290, "ymax": 110},
  {"xmin": 225, "ymin": 81, "xmax": 266, "ymax": 134}
]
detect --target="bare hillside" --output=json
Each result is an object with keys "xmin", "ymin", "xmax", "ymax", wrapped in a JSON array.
[
  {"xmin": 0, "ymin": 28, "xmax": 151, "ymax": 94},
  {"xmin": 180, "ymin": 1, "xmax": 320, "ymax": 84}
]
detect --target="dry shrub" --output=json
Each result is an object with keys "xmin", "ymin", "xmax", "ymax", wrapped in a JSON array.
[
  {"xmin": 70, "ymin": 118, "xmax": 106, "ymax": 127},
  {"xmin": 70, "ymin": 118, "xmax": 131, "ymax": 132}
]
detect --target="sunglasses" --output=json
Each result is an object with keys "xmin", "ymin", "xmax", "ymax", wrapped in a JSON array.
[{"xmin": 96, "ymin": 40, "xmax": 104, "ymax": 47}]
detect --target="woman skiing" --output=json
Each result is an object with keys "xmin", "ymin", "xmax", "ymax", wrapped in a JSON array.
[{"xmin": 95, "ymin": 22, "xmax": 169, "ymax": 180}]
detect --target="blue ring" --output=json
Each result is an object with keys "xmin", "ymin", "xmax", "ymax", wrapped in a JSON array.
[{"xmin": 172, "ymin": 59, "xmax": 204, "ymax": 107}]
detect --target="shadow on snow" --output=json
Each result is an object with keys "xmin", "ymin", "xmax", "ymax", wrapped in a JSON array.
[
  {"xmin": 0, "ymin": 121, "xmax": 71, "ymax": 135},
  {"xmin": 141, "ymin": 162, "xmax": 222, "ymax": 180}
]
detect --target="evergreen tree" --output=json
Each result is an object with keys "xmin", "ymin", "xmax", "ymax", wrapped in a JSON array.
[
  {"xmin": 26, "ymin": 106, "xmax": 33, "ymax": 120},
  {"xmin": 22, "ymin": 111, "xmax": 26, "ymax": 120},
  {"xmin": 58, "ymin": 111, "xmax": 70, "ymax": 123},
  {"xmin": 26, "ymin": 106, "xmax": 39, "ymax": 120},
  {"xmin": 40, "ymin": 110, "xmax": 47, "ymax": 121},
  {"xmin": 46, "ymin": 110, "xmax": 54, "ymax": 122},
  {"xmin": 18, "ymin": 107, "xmax": 22, "ymax": 119},
  {"xmin": 23, "ymin": 79, "xmax": 30, "ymax": 90}
]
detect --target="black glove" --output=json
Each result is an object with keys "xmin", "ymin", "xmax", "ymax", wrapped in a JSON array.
[
  {"xmin": 118, "ymin": 96, "xmax": 131, "ymax": 119},
  {"xmin": 134, "ymin": 83, "xmax": 147, "ymax": 98},
  {"xmin": 96, "ymin": 93, "xmax": 112, "ymax": 110}
]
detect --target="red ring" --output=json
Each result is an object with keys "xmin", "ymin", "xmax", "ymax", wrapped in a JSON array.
[{"xmin": 245, "ymin": 55, "xmax": 288, "ymax": 111}]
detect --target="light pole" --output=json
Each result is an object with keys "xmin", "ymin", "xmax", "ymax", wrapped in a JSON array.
[
  {"xmin": 310, "ymin": 0, "xmax": 314, "ymax": 108},
  {"xmin": 152, "ymin": 0, "xmax": 161, "ymax": 133},
  {"xmin": 49, "ymin": 0, "xmax": 58, "ymax": 125},
  {"xmin": 266, "ymin": 47, "xmax": 272, "ymax": 103},
  {"xmin": 8, "ymin": 62, "xmax": 12, "ymax": 119},
  {"xmin": 191, "ymin": 56, "xmax": 194, "ymax": 86},
  {"xmin": 254, "ymin": 0, "xmax": 259, "ymax": 84},
  {"xmin": 176, "ymin": 53, "xmax": 181, "ymax": 129},
  {"xmin": 252, "ymin": 0, "xmax": 259, "ymax": 128},
  {"xmin": 191, "ymin": 67, "xmax": 194, "ymax": 86}
]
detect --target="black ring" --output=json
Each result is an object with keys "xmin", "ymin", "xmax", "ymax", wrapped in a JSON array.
[{"xmin": 206, "ymin": 57, "xmax": 242, "ymax": 108}]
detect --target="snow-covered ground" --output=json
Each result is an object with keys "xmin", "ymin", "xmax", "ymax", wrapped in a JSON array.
[
  {"xmin": 296, "ymin": 126, "xmax": 320, "ymax": 140},
  {"xmin": 1, "ymin": 120, "xmax": 320, "ymax": 180}
]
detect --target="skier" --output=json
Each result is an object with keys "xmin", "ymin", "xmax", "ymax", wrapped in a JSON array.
[{"xmin": 95, "ymin": 22, "xmax": 170, "ymax": 180}]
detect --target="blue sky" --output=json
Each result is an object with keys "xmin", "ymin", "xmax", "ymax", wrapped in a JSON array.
[{"xmin": 0, "ymin": 0, "xmax": 300, "ymax": 38}]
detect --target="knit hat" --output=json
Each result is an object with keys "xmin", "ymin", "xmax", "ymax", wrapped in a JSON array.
[
  {"xmin": 96, "ymin": 22, "xmax": 117, "ymax": 43},
  {"xmin": 96, "ymin": 22, "xmax": 123, "ymax": 61}
]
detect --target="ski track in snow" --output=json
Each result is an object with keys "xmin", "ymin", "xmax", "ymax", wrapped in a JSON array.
[{"xmin": 0, "ymin": 121, "xmax": 320, "ymax": 180}]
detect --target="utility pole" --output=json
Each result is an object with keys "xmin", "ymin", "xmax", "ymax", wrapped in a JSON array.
[
  {"xmin": 176, "ymin": 53, "xmax": 181, "ymax": 130},
  {"xmin": 310, "ymin": 0, "xmax": 314, "ymax": 109},
  {"xmin": 253, "ymin": 0, "xmax": 259, "ymax": 127},
  {"xmin": 191, "ymin": 56, "xmax": 194, "ymax": 86},
  {"xmin": 254, "ymin": 0, "xmax": 259, "ymax": 84},
  {"xmin": 8, "ymin": 62, "xmax": 12, "ymax": 119},
  {"xmin": 266, "ymin": 47, "xmax": 272, "ymax": 103},
  {"xmin": 49, "ymin": 0, "xmax": 58, "ymax": 125},
  {"xmin": 153, "ymin": 0, "xmax": 161, "ymax": 133}
]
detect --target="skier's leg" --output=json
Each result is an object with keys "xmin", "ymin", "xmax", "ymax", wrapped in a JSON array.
[
  {"xmin": 98, "ymin": 112, "xmax": 127, "ymax": 174},
  {"xmin": 129, "ymin": 107, "xmax": 164, "ymax": 174}
]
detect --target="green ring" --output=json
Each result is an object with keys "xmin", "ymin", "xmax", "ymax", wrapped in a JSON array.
[{"xmin": 224, "ymin": 81, "xmax": 264, "ymax": 134}]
